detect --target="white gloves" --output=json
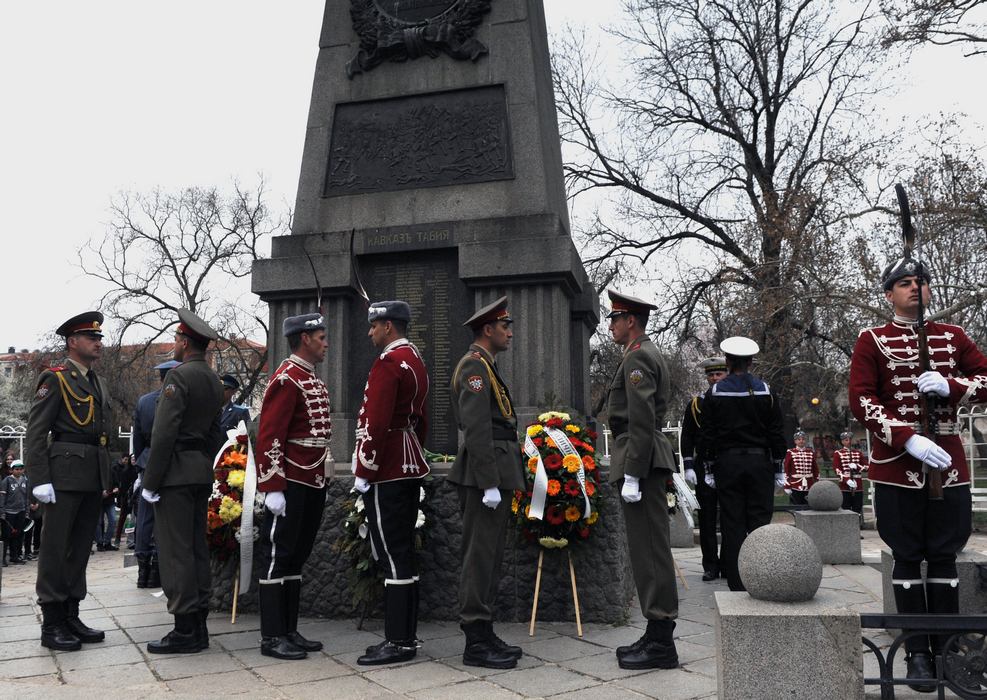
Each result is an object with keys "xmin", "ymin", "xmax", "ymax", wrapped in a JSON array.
[
  {"xmin": 847, "ymin": 479, "xmax": 857, "ymax": 490},
  {"xmin": 784, "ymin": 488, "xmax": 792, "ymax": 495},
  {"xmin": 353, "ymin": 476, "xmax": 371, "ymax": 494},
  {"xmin": 265, "ymin": 491, "xmax": 286, "ymax": 516},
  {"xmin": 481, "ymin": 487, "xmax": 502, "ymax": 509},
  {"xmin": 774, "ymin": 473, "xmax": 786, "ymax": 489},
  {"xmin": 704, "ymin": 473, "xmax": 716, "ymax": 489},
  {"xmin": 684, "ymin": 468, "xmax": 697, "ymax": 486},
  {"xmin": 916, "ymin": 371, "xmax": 950, "ymax": 398},
  {"xmin": 133, "ymin": 475, "xmax": 142, "ymax": 493},
  {"xmin": 621, "ymin": 475, "xmax": 642, "ymax": 503},
  {"xmin": 32, "ymin": 483, "xmax": 56, "ymax": 504},
  {"xmin": 141, "ymin": 488, "xmax": 160, "ymax": 503},
  {"xmin": 904, "ymin": 434, "xmax": 951, "ymax": 470}
]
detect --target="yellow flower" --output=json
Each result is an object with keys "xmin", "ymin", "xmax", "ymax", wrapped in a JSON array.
[
  {"xmin": 537, "ymin": 410, "xmax": 571, "ymax": 422},
  {"xmin": 524, "ymin": 505, "xmax": 531, "ymax": 518},
  {"xmin": 564, "ymin": 505, "xmax": 581, "ymax": 522},
  {"xmin": 511, "ymin": 497, "xmax": 520, "ymax": 514},
  {"xmin": 226, "ymin": 469, "xmax": 245, "ymax": 489},
  {"xmin": 218, "ymin": 496, "xmax": 242, "ymax": 524},
  {"xmin": 526, "ymin": 424, "xmax": 544, "ymax": 437},
  {"xmin": 562, "ymin": 454, "xmax": 582, "ymax": 473},
  {"xmin": 564, "ymin": 424, "xmax": 579, "ymax": 433},
  {"xmin": 586, "ymin": 511, "xmax": 599, "ymax": 525}
]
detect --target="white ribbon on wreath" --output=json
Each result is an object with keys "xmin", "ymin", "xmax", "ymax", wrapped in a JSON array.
[{"xmin": 525, "ymin": 427, "xmax": 591, "ymax": 521}]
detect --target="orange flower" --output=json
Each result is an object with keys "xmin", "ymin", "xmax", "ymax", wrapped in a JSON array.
[
  {"xmin": 546, "ymin": 437, "xmax": 557, "ymax": 449},
  {"xmin": 582, "ymin": 455, "xmax": 595, "ymax": 471},
  {"xmin": 564, "ymin": 505, "xmax": 581, "ymax": 522},
  {"xmin": 585, "ymin": 444, "xmax": 595, "ymax": 453},
  {"xmin": 563, "ymin": 454, "xmax": 581, "ymax": 473},
  {"xmin": 527, "ymin": 456, "xmax": 539, "ymax": 473},
  {"xmin": 585, "ymin": 481, "xmax": 596, "ymax": 497},
  {"xmin": 206, "ymin": 511, "xmax": 223, "ymax": 532},
  {"xmin": 546, "ymin": 479, "xmax": 561, "ymax": 496}
]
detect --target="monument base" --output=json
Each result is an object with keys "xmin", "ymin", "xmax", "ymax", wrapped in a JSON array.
[
  {"xmin": 794, "ymin": 510, "xmax": 862, "ymax": 564},
  {"xmin": 669, "ymin": 507, "xmax": 695, "ymax": 549},
  {"xmin": 211, "ymin": 470, "xmax": 634, "ymax": 624},
  {"xmin": 715, "ymin": 590, "xmax": 863, "ymax": 699},
  {"xmin": 881, "ymin": 549, "xmax": 987, "ymax": 615}
]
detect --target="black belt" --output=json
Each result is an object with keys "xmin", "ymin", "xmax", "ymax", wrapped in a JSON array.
[
  {"xmin": 492, "ymin": 429, "xmax": 519, "ymax": 441},
  {"xmin": 52, "ymin": 432, "xmax": 103, "ymax": 446},
  {"xmin": 720, "ymin": 447, "xmax": 769, "ymax": 456}
]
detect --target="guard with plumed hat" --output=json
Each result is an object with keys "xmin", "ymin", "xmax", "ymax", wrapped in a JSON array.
[
  {"xmin": 679, "ymin": 356, "xmax": 728, "ymax": 582},
  {"xmin": 26, "ymin": 311, "xmax": 113, "ymax": 651},
  {"xmin": 448, "ymin": 295, "xmax": 525, "ymax": 669},
  {"xmin": 600, "ymin": 289, "xmax": 680, "ymax": 669},
  {"xmin": 140, "ymin": 308, "xmax": 225, "ymax": 654},
  {"xmin": 253, "ymin": 311, "xmax": 332, "ymax": 660}
]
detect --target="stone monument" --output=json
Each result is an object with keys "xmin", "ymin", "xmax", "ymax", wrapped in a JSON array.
[{"xmin": 253, "ymin": 0, "xmax": 598, "ymax": 460}]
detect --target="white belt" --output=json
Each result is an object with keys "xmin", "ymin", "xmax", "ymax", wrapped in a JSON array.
[{"xmin": 288, "ymin": 437, "xmax": 331, "ymax": 448}]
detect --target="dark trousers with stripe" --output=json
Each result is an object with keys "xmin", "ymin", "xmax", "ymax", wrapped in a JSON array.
[
  {"xmin": 363, "ymin": 479, "xmax": 422, "ymax": 583},
  {"xmin": 260, "ymin": 481, "xmax": 326, "ymax": 581},
  {"xmin": 36, "ymin": 490, "xmax": 101, "ymax": 604}
]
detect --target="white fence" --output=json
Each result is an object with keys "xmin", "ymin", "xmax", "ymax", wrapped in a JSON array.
[{"xmin": 0, "ymin": 425, "xmax": 26, "ymax": 457}]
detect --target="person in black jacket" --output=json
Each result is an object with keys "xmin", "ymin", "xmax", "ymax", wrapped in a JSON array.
[
  {"xmin": 700, "ymin": 337, "xmax": 786, "ymax": 592},
  {"xmin": 112, "ymin": 455, "xmax": 138, "ymax": 548}
]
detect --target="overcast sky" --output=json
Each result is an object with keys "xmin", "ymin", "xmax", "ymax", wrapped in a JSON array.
[{"xmin": 0, "ymin": 1, "xmax": 982, "ymax": 349}]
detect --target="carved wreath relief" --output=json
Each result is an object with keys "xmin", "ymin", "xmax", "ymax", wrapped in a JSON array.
[{"xmin": 347, "ymin": 0, "xmax": 493, "ymax": 77}]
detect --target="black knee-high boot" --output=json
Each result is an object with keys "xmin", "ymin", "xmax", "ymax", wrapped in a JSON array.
[
  {"xmin": 259, "ymin": 582, "xmax": 306, "ymax": 660},
  {"xmin": 893, "ymin": 560, "xmax": 934, "ymax": 692},
  {"xmin": 357, "ymin": 583, "xmax": 417, "ymax": 666},
  {"xmin": 926, "ymin": 561, "xmax": 960, "ymax": 656},
  {"xmin": 284, "ymin": 578, "xmax": 322, "ymax": 651}
]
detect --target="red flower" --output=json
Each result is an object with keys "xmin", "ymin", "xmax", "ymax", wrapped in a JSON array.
[
  {"xmin": 544, "ymin": 453, "xmax": 562, "ymax": 470},
  {"xmin": 546, "ymin": 418, "xmax": 564, "ymax": 429},
  {"xmin": 564, "ymin": 479, "xmax": 581, "ymax": 496},
  {"xmin": 587, "ymin": 429, "xmax": 598, "ymax": 440},
  {"xmin": 578, "ymin": 527, "xmax": 590, "ymax": 539},
  {"xmin": 236, "ymin": 435, "xmax": 248, "ymax": 444},
  {"xmin": 218, "ymin": 483, "xmax": 230, "ymax": 495},
  {"xmin": 532, "ymin": 437, "xmax": 544, "ymax": 447},
  {"xmin": 546, "ymin": 505, "xmax": 565, "ymax": 525}
]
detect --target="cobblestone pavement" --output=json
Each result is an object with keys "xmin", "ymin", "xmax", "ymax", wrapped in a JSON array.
[{"xmin": 1, "ymin": 528, "xmax": 982, "ymax": 698}]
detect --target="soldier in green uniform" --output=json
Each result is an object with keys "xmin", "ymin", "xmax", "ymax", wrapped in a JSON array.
[
  {"xmin": 26, "ymin": 311, "xmax": 113, "ymax": 651},
  {"xmin": 140, "ymin": 308, "xmax": 225, "ymax": 654},
  {"xmin": 602, "ymin": 290, "xmax": 679, "ymax": 670},
  {"xmin": 448, "ymin": 296, "xmax": 526, "ymax": 670}
]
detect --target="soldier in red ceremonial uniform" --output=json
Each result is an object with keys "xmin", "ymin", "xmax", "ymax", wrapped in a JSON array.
[
  {"xmin": 832, "ymin": 430, "xmax": 868, "ymax": 517},
  {"xmin": 254, "ymin": 312, "xmax": 332, "ymax": 660},
  {"xmin": 782, "ymin": 430, "xmax": 818, "ymax": 505},
  {"xmin": 352, "ymin": 300, "xmax": 430, "ymax": 666},
  {"xmin": 849, "ymin": 258, "xmax": 987, "ymax": 688}
]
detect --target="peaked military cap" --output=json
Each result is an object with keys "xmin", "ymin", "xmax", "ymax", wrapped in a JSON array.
[
  {"xmin": 794, "ymin": 429, "xmax": 807, "ymax": 439},
  {"xmin": 700, "ymin": 356, "xmax": 727, "ymax": 373},
  {"xmin": 882, "ymin": 257, "xmax": 932, "ymax": 291},
  {"xmin": 176, "ymin": 308, "xmax": 218, "ymax": 344},
  {"xmin": 368, "ymin": 300, "xmax": 411, "ymax": 324},
  {"xmin": 840, "ymin": 430, "xmax": 854, "ymax": 440},
  {"xmin": 463, "ymin": 296, "xmax": 511, "ymax": 329},
  {"xmin": 56, "ymin": 311, "xmax": 104, "ymax": 338},
  {"xmin": 283, "ymin": 312, "xmax": 325, "ymax": 337},
  {"xmin": 720, "ymin": 336, "xmax": 760, "ymax": 358},
  {"xmin": 154, "ymin": 359, "xmax": 181, "ymax": 371},
  {"xmin": 221, "ymin": 374, "xmax": 240, "ymax": 390},
  {"xmin": 606, "ymin": 290, "xmax": 658, "ymax": 319}
]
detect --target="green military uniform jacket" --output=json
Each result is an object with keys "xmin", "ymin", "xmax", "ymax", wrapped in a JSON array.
[
  {"xmin": 605, "ymin": 334, "xmax": 675, "ymax": 484},
  {"xmin": 25, "ymin": 361, "xmax": 112, "ymax": 492},
  {"xmin": 447, "ymin": 344, "xmax": 525, "ymax": 491},
  {"xmin": 142, "ymin": 357, "xmax": 225, "ymax": 491}
]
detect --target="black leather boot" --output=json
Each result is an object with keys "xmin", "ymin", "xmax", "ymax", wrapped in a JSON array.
[
  {"xmin": 618, "ymin": 619, "xmax": 679, "ymax": 670},
  {"xmin": 197, "ymin": 608, "xmax": 210, "ymax": 651},
  {"xmin": 284, "ymin": 578, "xmax": 321, "ymax": 652},
  {"xmin": 485, "ymin": 620, "xmax": 522, "ymax": 659},
  {"xmin": 462, "ymin": 620, "xmax": 517, "ymax": 669},
  {"xmin": 892, "ymin": 562, "xmax": 935, "ymax": 693},
  {"xmin": 147, "ymin": 613, "xmax": 201, "ymax": 654},
  {"xmin": 927, "ymin": 565, "xmax": 960, "ymax": 656},
  {"xmin": 616, "ymin": 632, "xmax": 649, "ymax": 659},
  {"xmin": 146, "ymin": 555, "xmax": 161, "ymax": 589},
  {"xmin": 259, "ymin": 582, "xmax": 306, "ymax": 660},
  {"xmin": 358, "ymin": 583, "xmax": 417, "ymax": 665},
  {"xmin": 136, "ymin": 555, "xmax": 150, "ymax": 588},
  {"xmin": 64, "ymin": 599, "xmax": 105, "ymax": 643},
  {"xmin": 40, "ymin": 602, "xmax": 81, "ymax": 651},
  {"xmin": 905, "ymin": 652, "xmax": 936, "ymax": 693}
]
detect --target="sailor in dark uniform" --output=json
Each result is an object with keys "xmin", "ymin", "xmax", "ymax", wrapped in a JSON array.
[{"xmin": 219, "ymin": 374, "xmax": 251, "ymax": 434}]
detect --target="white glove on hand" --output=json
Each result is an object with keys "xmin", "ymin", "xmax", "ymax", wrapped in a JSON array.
[
  {"xmin": 684, "ymin": 468, "xmax": 697, "ymax": 486},
  {"xmin": 133, "ymin": 475, "xmax": 142, "ymax": 493},
  {"xmin": 141, "ymin": 488, "xmax": 160, "ymax": 503},
  {"xmin": 704, "ymin": 473, "xmax": 716, "ymax": 489},
  {"xmin": 904, "ymin": 434, "xmax": 952, "ymax": 470},
  {"xmin": 32, "ymin": 483, "xmax": 56, "ymax": 504},
  {"xmin": 353, "ymin": 476, "xmax": 371, "ymax": 493},
  {"xmin": 784, "ymin": 488, "xmax": 792, "ymax": 495},
  {"xmin": 265, "ymin": 491, "xmax": 286, "ymax": 516},
  {"xmin": 847, "ymin": 478, "xmax": 857, "ymax": 490},
  {"xmin": 621, "ymin": 475, "xmax": 642, "ymax": 503},
  {"xmin": 481, "ymin": 487, "xmax": 501, "ymax": 509},
  {"xmin": 774, "ymin": 473, "xmax": 786, "ymax": 489},
  {"xmin": 916, "ymin": 371, "xmax": 950, "ymax": 398}
]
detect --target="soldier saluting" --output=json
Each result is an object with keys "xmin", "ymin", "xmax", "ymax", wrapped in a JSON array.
[
  {"xmin": 26, "ymin": 311, "xmax": 112, "ymax": 651},
  {"xmin": 448, "ymin": 296, "xmax": 525, "ymax": 669},
  {"xmin": 602, "ymin": 290, "xmax": 680, "ymax": 670}
]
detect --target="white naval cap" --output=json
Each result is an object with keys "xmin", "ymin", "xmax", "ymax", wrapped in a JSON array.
[{"xmin": 719, "ymin": 336, "xmax": 760, "ymax": 358}]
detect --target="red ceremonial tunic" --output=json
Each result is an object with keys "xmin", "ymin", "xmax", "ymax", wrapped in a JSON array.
[
  {"xmin": 354, "ymin": 339, "xmax": 430, "ymax": 483},
  {"xmin": 832, "ymin": 447, "xmax": 868, "ymax": 493},
  {"xmin": 783, "ymin": 447, "xmax": 818, "ymax": 491},
  {"xmin": 255, "ymin": 355, "xmax": 332, "ymax": 491},
  {"xmin": 848, "ymin": 319, "xmax": 987, "ymax": 489}
]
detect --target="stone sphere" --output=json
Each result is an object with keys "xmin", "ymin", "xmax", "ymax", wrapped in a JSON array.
[
  {"xmin": 807, "ymin": 480, "xmax": 843, "ymax": 511},
  {"xmin": 738, "ymin": 524, "xmax": 822, "ymax": 602}
]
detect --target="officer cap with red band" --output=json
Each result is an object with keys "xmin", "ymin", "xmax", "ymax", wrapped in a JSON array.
[
  {"xmin": 605, "ymin": 290, "xmax": 658, "ymax": 319},
  {"xmin": 56, "ymin": 311, "xmax": 104, "ymax": 338},
  {"xmin": 176, "ymin": 308, "xmax": 218, "ymax": 344},
  {"xmin": 463, "ymin": 296, "xmax": 512, "ymax": 329}
]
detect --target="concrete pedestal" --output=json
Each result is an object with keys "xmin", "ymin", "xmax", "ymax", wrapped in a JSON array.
[
  {"xmin": 715, "ymin": 590, "xmax": 863, "ymax": 699},
  {"xmin": 669, "ymin": 507, "xmax": 695, "ymax": 548},
  {"xmin": 794, "ymin": 510, "xmax": 862, "ymax": 564},
  {"xmin": 881, "ymin": 549, "xmax": 987, "ymax": 615}
]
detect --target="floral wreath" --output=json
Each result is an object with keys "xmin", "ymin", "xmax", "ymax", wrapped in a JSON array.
[{"xmin": 208, "ymin": 435, "xmax": 263, "ymax": 560}]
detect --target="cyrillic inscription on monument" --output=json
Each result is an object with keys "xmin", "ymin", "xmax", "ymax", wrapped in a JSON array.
[{"xmin": 325, "ymin": 86, "xmax": 514, "ymax": 196}]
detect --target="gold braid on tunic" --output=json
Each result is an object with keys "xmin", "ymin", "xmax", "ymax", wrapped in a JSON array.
[
  {"xmin": 454, "ymin": 354, "xmax": 513, "ymax": 418},
  {"xmin": 54, "ymin": 371, "xmax": 94, "ymax": 427}
]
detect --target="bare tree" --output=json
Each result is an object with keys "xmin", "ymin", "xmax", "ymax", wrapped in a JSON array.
[
  {"xmin": 881, "ymin": 0, "xmax": 987, "ymax": 55},
  {"xmin": 80, "ymin": 179, "xmax": 287, "ymax": 407}
]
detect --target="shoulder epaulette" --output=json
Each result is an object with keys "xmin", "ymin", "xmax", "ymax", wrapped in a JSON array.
[
  {"xmin": 470, "ymin": 351, "xmax": 482, "ymax": 359},
  {"xmin": 628, "ymin": 343, "xmax": 641, "ymax": 352},
  {"xmin": 47, "ymin": 366, "xmax": 66, "ymax": 373}
]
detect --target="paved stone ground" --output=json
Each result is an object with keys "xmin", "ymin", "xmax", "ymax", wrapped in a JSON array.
[{"xmin": 0, "ymin": 527, "xmax": 982, "ymax": 698}]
